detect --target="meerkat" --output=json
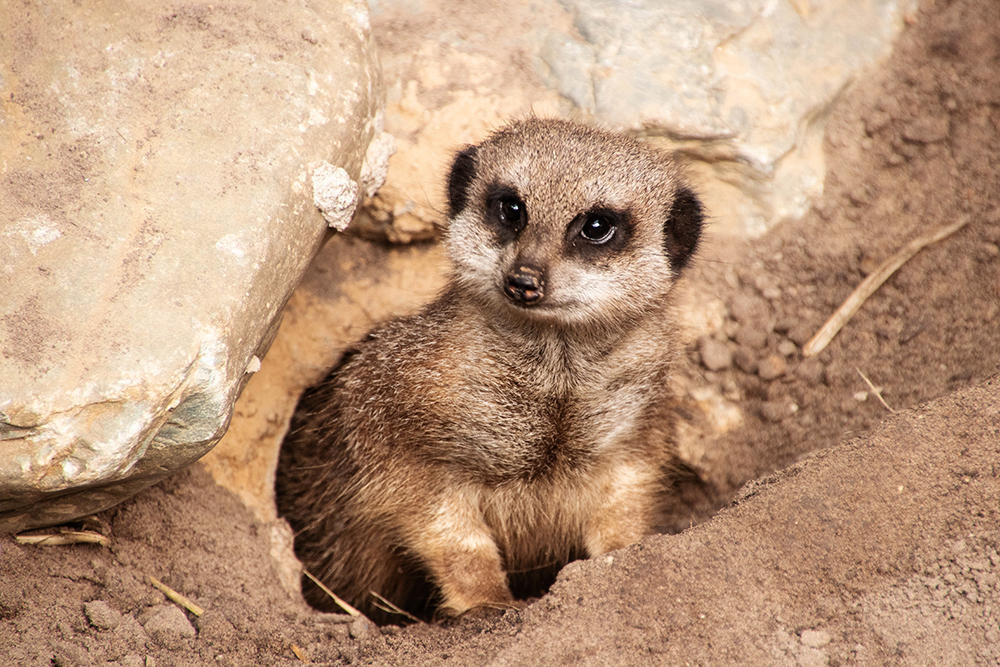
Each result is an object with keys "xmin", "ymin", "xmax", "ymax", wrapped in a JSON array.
[{"xmin": 276, "ymin": 118, "xmax": 704, "ymax": 623}]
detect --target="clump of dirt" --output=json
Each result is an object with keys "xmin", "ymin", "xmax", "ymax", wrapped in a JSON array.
[{"xmin": 2, "ymin": 0, "xmax": 999, "ymax": 665}]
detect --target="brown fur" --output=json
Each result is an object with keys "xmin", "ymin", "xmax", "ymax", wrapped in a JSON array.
[{"xmin": 276, "ymin": 118, "xmax": 705, "ymax": 623}]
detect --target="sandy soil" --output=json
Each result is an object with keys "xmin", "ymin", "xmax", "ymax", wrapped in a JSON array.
[{"xmin": 2, "ymin": 0, "xmax": 999, "ymax": 664}]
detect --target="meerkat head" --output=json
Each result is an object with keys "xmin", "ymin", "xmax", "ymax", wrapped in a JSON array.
[{"xmin": 445, "ymin": 118, "xmax": 704, "ymax": 330}]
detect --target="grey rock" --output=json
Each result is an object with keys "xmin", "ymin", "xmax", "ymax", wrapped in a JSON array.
[
  {"xmin": 535, "ymin": 0, "xmax": 917, "ymax": 234},
  {"xmin": 84, "ymin": 600, "xmax": 121, "ymax": 631},
  {"xmin": 349, "ymin": 615, "xmax": 378, "ymax": 640},
  {"xmin": 0, "ymin": 0, "xmax": 385, "ymax": 531},
  {"xmin": 800, "ymin": 628, "xmax": 832, "ymax": 648},
  {"xmin": 194, "ymin": 610, "xmax": 237, "ymax": 644}
]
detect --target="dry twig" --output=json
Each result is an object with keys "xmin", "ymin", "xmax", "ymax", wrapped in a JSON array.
[
  {"xmin": 14, "ymin": 530, "xmax": 109, "ymax": 547},
  {"xmin": 291, "ymin": 644, "xmax": 309, "ymax": 663},
  {"xmin": 803, "ymin": 217, "xmax": 969, "ymax": 357},
  {"xmin": 146, "ymin": 574, "xmax": 205, "ymax": 616},
  {"xmin": 855, "ymin": 367, "xmax": 896, "ymax": 413},
  {"xmin": 303, "ymin": 570, "xmax": 362, "ymax": 617},
  {"xmin": 370, "ymin": 590, "xmax": 422, "ymax": 623}
]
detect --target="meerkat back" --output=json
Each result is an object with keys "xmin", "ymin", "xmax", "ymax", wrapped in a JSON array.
[{"xmin": 276, "ymin": 118, "xmax": 704, "ymax": 623}]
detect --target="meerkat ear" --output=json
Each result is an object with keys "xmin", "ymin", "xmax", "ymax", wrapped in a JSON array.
[
  {"xmin": 447, "ymin": 145, "xmax": 478, "ymax": 218},
  {"xmin": 664, "ymin": 185, "xmax": 704, "ymax": 273}
]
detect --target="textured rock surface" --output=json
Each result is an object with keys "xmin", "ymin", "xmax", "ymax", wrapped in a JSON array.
[
  {"xmin": 0, "ymin": 0, "xmax": 385, "ymax": 532},
  {"xmin": 367, "ymin": 0, "xmax": 916, "ymax": 238}
]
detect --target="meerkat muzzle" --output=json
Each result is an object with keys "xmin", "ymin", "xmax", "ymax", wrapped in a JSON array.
[{"xmin": 504, "ymin": 266, "xmax": 545, "ymax": 304}]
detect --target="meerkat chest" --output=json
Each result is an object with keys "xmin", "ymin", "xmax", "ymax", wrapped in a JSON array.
[{"xmin": 429, "ymin": 341, "xmax": 662, "ymax": 482}]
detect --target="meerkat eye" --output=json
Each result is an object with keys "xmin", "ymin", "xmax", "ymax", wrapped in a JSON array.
[
  {"xmin": 497, "ymin": 196, "xmax": 526, "ymax": 228},
  {"xmin": 580, "ymin": 214, "xmax": 616, "ymax": 244}
]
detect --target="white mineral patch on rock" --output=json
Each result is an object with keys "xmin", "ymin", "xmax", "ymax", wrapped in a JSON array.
[
  {"xmin": 313, "ymin": 162, "xmax": 360, "ymax": 232},
  {"xmin": 360, "ymin": 131, "xmax": 397, "ymax": 198}
]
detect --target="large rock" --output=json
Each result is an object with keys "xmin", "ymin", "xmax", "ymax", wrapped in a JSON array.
[{"xmin": 0, "ymin": 0, "xmax": 386, "ymax": 532}]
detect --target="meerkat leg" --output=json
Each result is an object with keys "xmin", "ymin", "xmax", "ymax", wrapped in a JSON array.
[
  {"xmin": 409, "ymin": 487, "xmax": 514, "ymax": 617},
  {"xmin": 583, "ymin": 461, "xmax": 659, "ymax": 556}
]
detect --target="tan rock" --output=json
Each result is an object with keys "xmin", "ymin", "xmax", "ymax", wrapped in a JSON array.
[{"xmin": 0, "ymin": 0, "xmax": 383, "ymax": 532}]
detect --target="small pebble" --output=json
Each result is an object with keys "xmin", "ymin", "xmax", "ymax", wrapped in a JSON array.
[
  {"xmin": 758, "ymin": 355, "xmax": 787, "ymax": 380},
  {"xmin": 800, "ymin": 629, "xmax": 832, "ymax": 648},
  {"xmin": 902, "ymin": 116, "xmax": 950, "ymax": 144},
  {"xmin": 777, "ymin": 339, "xmax": 798, "ymax": 357},
  {"xmin": 84, "ymin": 600, "xmax": 122, "ymax": 631},
  {"xmin": 728, "ymin": 294, "xmax": 770, "ymax": 325},
  {"xmin": 795, "ymin": 358, "xmax": 825, "ymax": 385},
  {"xmin": 786, "ymin": 324, "xmax": 814, "ymax": 346},
  {"xmin": 772, "ymin": 318, "xmax": 793, "ymax": 334},
  {"xmin": 864, "ymin": 109, "xmax": 892, "ymax": 134},
  {"xmin": 721, "ymin": 377, "xmax": 740, "ymax": 401},
  {"xmin": 858, "ymin": 253, "xmax": 881, "ymax": 276},
  {"xmin": 51, "ymin": 642, "xmax": 93, "ymax": 667},
  {"xmin": 143, "ymin": 605, "xmax": 196, "ymax": 648},
  {"xmin": 194, "ymin": 610, "xmax": 236, "ymax": 643},
  {"xmin": 699, "ymin": 337, "xmax": 733, "ymax": 371},
  {"xmin": 349, "ymin": 616, "xmax": 378, "ymax": 640},
  {"xmin": 734, "ymin": 327, "xmax": 768, "ymax": 349},
  {"xmin": 733, "ymin": 348, "xmax": 757, "ymax": 374},
  {"xmin": 761, "ymin": 401, "xmax": 789, "ymax": 423}
]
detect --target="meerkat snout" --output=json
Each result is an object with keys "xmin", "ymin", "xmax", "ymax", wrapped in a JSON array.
[{"xmin": 504, "ymin": 266, "xmax": 545, "ymax": 304}]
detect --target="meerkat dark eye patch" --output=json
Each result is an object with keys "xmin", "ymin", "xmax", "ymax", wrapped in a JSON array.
[
  {"xmin": 663, "ymin": 186, "xmax": 704, "ymax": 273},
  {"xmin": 485, "ymin": 184, "xmax": 528, "ymax": 242},
  {"xmin": 447, "ymin": 145, "xmax": 478, "ymax": 218}
]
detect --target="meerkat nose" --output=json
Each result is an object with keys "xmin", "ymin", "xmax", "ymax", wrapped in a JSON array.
[{"xmin": 504, "ymin": 267, "xmax": 545, "ymax": 304}]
